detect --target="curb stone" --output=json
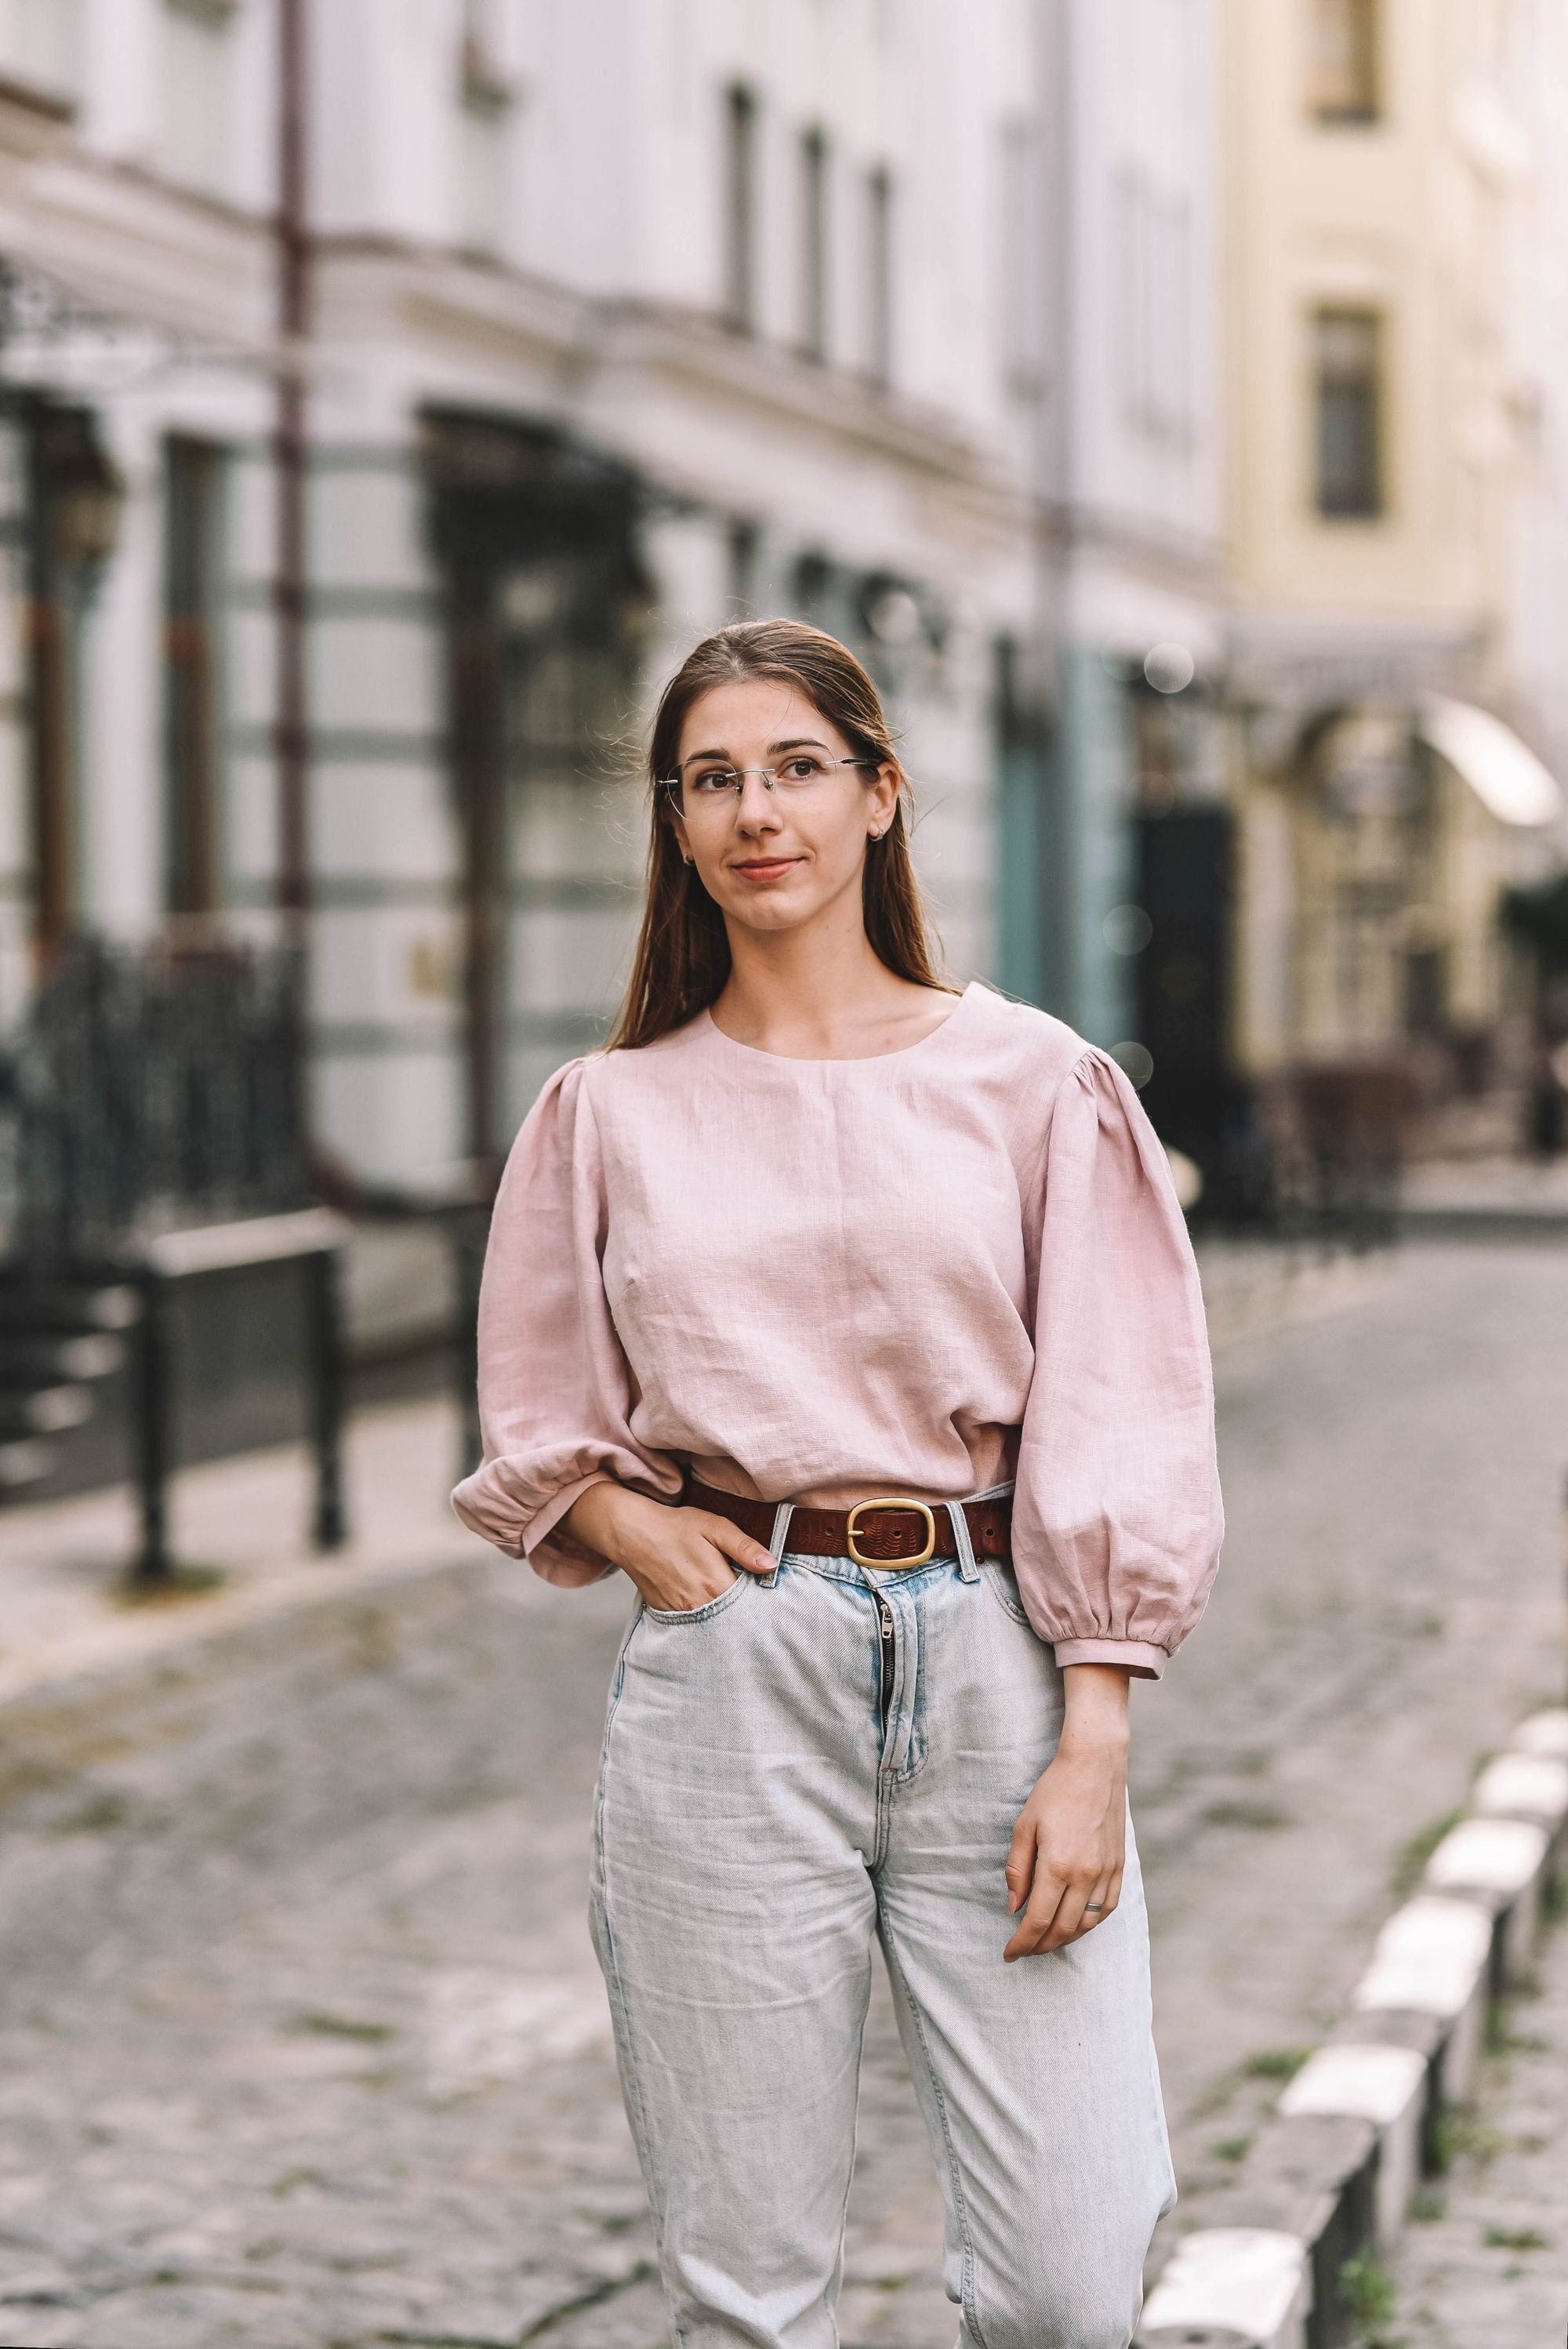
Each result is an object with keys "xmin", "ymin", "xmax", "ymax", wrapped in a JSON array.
[{"xmin": 1137, "ymin": 1706, "xmax": 1568, "ymax": 2349}]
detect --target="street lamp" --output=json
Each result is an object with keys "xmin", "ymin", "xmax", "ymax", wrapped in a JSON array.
[{"xmin": 48, "ymin": 437, "xmax": 125, "ymax": 572}]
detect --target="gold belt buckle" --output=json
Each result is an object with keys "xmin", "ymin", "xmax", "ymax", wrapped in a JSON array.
[{"xmin": 845, "ymin": 1497, "xmax": 938, "ymax": 1571}]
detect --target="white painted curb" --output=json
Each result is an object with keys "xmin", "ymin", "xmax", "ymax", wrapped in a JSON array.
[
  {"xmin": 1425, "ymin": 1815, "xmax": 1550, "ymax": 1983},
  {"xmin": 1510, "ymin": 1707, "xmax": 1568, "ymax": 1760},
  {"xmin": 1139, "ymin": 2228, "xmax": 1309, "ymax": 2348},
  {"xmin": 1138, "ymin": 1705, "xmax": 1566, "ymax": 2344},
  {"xmin": 1472, "ymin": 1752, "xmax": 1568, "ymax": 1833},
  {"xmin": 1351, "ymin": 1893, "xmax": 1492, "ymax": 2103},
  {"xmin": 1278, "ymin": 2042, "xmax": 1427, "ymax": 2246}
]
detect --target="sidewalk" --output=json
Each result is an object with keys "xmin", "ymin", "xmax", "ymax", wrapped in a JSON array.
[
  {"xmin": 1399, "ymin": 1155, "xmax": 1568, "ymax": 1236},
  {"xmin": 0, "ymin": 1395, "xmax": 482, "ymax": 1711}
]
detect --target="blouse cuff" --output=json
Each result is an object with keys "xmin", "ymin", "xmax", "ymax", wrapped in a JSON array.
[
  {"xmin": 520, "ymin": 1472, "xmax": 619, "ymax": 1584},
  {"xmin": 1053, "ymin": 1637, "xmax": 1169, "ymax": 1682}
]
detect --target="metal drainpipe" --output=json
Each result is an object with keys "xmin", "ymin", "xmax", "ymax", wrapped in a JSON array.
[{"xmin": 274, "ymin": 0, "xmax": 310, "ymax": 945}]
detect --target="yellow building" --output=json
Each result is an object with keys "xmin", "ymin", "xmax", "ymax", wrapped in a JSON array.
[{"xmin": 1222, "ymin": 0, "xmax": 1560, "ymax": 1153}]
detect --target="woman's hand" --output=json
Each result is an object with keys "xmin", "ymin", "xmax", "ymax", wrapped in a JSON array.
[
  {"xmin": 563, "ymin": 1482, "xmax": 775, "ymax": 1614},
  {"xmin": 1004, "ymin": 1663, "xmax": 1131, "ymax": 1960}
]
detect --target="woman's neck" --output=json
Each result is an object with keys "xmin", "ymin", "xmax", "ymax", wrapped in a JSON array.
[{"xmin": 713, "ymin": 911, "xmax": 952, "ymax": 1059}]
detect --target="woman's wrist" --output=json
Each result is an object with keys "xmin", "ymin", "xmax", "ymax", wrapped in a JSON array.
[
  {"xmin": 562, "ymin": 1479, "xmax": 672, "ymax": 1577},
  {"xmin": 1057, "ymin": 1661, "xmax": 1131, "ymax": 1759}
]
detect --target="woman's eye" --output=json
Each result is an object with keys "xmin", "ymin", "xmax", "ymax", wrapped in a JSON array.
[
  {"xmin": 691, "ymin": 771, "xmax": 736, "ymax": 793},
  {"xmin": 784, "ymin": 757, "xmax": 825, "ymax": 780}
]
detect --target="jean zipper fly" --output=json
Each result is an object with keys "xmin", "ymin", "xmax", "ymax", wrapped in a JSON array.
[{"xmin": 874, "ymin": 1588, "xmax": 896, "ymax": 1729}]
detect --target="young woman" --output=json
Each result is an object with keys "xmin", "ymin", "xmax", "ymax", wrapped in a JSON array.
[{"xmin": 454, "ymin": 620, "xmax": 1223, "ymax": 2349}]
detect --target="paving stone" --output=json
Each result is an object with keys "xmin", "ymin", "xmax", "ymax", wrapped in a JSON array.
[{"xmin": 1384, "ymin": 1901, "xmax": 1568, "ymax": 2343}]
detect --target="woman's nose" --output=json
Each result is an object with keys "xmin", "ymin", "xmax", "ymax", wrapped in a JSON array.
[{"xmin": 734, "ymin": 772, "xmax": 781, "ymax": 826}]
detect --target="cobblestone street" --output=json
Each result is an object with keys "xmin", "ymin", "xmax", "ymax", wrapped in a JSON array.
[
  {"xmin": 0, "ymin": 1240, "xmax": 1566, "ymax": 2348},
  {"xmin": 1387, "ymin": 1899, "xmax": 1568, "ymax": 2344}
]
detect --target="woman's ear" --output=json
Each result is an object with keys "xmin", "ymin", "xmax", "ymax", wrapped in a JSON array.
[{"xmin": 869, "ymin": 762, "xmax": 901, "ymax": 836}]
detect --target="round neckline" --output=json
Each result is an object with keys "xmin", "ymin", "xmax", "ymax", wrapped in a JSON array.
[{"xmin": 698, "ymin": 980, "xmax": 979, "ymax": 1066}]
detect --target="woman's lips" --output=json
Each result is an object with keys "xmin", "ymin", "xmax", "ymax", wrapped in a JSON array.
[{"xmin": 731, "ymin": 857, "xmax": 801, "ymax": 880}]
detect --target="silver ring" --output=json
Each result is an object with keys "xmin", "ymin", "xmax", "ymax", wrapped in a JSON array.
[{"xmin": 1083, "ymin": 1901, "xmax": 1105, "ymax": 1912}]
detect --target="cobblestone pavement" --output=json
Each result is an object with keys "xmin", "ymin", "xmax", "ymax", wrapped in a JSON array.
[
  {"xmin": 0, "ymin": 1240, "xmax": 1565, "ymax": 2348},
  {"xmin": 1385, "ymin": 1904, "xmax": 1568, "ymax": 2347}
]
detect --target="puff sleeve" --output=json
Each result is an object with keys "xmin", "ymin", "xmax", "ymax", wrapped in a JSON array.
[
  {"xmin": 1011, "ymin": 1047, "xmax": 1224, "ymax": 1679},
  {"xmin": 451, "ymin": 1058, "xmax": 683, "ymax": 1581}
]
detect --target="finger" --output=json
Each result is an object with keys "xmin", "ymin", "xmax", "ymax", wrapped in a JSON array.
[
  {"xmin": 1051, "ymin": 1871, "xmax": 1112, "ymax": 1947},
  {"xmin": 1061, "ymin": 1866, "xmax": 1125, "ymax": 1946},
  {"xmin": 1004, "ymin": 1865, "xmax": 1068, "ymax": 1962},
  {"xmin": 1004, "ymin": 1817, "xmax": 1036, "ymax": 1915},
  {"xmin": 702, "ymin": 1517, "xmax": 777, "ymax": 1577}
]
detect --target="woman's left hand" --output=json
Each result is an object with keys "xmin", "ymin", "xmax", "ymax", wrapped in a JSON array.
[{"xmin": 1003, "ymin": 1663, "xmax": 1131, "ymax": 1960}]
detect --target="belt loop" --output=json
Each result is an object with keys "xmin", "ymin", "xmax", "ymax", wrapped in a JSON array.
[
  {"xmin": 761, "ymin": 1501, "xmax": 793, "ymax": 1590},
  {"xmin": 949, "ymin": 1498, "xmax": 981, "ymax": 1584}
]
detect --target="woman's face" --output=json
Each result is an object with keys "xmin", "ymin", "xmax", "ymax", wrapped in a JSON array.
[{"xmin": 669, "ymin": 679, "xmax": 899, "ymax": 937}]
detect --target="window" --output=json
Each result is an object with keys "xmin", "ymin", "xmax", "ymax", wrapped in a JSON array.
[
  {"xmin": 865, "ymin": 165, "xmax": 894, "ymax": 387},
  {"xmin": 459, "ymin": 0, "xmax": 517, "ymax": 254},
  {"xmin": 727, "ymin": 518, "xmax": 760, "ymax": 618},
  {"xmin": 798, "ymin": 128, "xmax": 829, "ymax": 361},
  {"xmin": 163, "ymin": 437, "xmax": 227, "ymax": 918},
  {"xmin": 724, "ymin": 85, "xmax": 759, "ymax": 332},
  {"xmin": 1000, "ymin": 121, "xmax": 1044, "ymax": 401},
  {"xmin": 1114, "ymin": 166, "xmax": 1193, "ymax": 448},
  {"xmin": 9, "ymin": 0, "xmax": 85, "ymax": 100},
  {"xmin": 161, "ymin": 0, "xmax": 238, "ymax": 194},
  {"xmin": 1310, "ymin": 0, "xmax": 1381, "ymax": 123},
  {"xmin": 1313, "ymin": 307, "xmax": 1385, "ymax": 518}
]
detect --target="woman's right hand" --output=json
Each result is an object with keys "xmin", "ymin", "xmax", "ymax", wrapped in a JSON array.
[{"xmin": 562, "ymin": 1482, "xmax": 776, "ymax": 1613}]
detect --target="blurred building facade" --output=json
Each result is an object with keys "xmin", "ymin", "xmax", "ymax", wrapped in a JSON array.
[
  {"xmin": 1010, "ymin": 0, "xmax": 1226, "ymax": 1069},
  {"xmin": 0, "ymin": 0, "xmax": 1563, "ymax": 1214},
  {"xmin": 1218, "ymin": 0, "xmax": 1564, "ymax": 1187},
  {"xmin": 0, "ymin": 0, "xmax": 1036, "ymax": 1182}
]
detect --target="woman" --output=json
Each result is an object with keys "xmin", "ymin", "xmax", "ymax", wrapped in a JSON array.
[{"xmin": 454, "ymin": 619, "xmax": 1223, "ymax": 2349}]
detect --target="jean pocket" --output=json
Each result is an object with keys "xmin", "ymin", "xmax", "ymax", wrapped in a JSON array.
[
  {"xmin": 980, "ymin": 1559, "xmax": 1033, "ymax": 1627},
  {"xmin": 641, "ymin": 1571, "xmax": 751, "ymax": 1628}
]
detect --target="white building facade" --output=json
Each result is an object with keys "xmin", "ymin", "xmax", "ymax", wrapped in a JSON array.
[
  {"xmin": 0, "ymin": 0, "xmax": 1045, "ymax": 1183},
  {"xmin": 1016, "ymin": 0, "xmax": 1227, "ymax": 1064}
]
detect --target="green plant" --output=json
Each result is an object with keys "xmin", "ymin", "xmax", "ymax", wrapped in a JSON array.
[
  {"xmin": 1243, "ymin": 2046, "xmax": 1312, "ymax": 2082},
  {"xmin": 1432, "ymin": 2110, "xmax": 1506, "ymax": 2172},
  {"xmin": 1483, "ymin": 2224, "xmax": 1550, "ymax": 2250},
  {"xmin": 1409, "ymin": 2184, "xmax": 1446, "ymax": 2221},
  {"xmin": 1200, "ymin": 1799, "xmax": 1292, "ymax": 1831},
  {"xmin": 1339, "ymin": 2248, "xmax": 1396, "ymax": 2328},
  {"xmin": 291, "ymin": 2012, "xmax": 395, "ymax": 2044},
  {"xmin": 1210, "ymin": 2134, "xmax": 1251, "ymax": 2164}
]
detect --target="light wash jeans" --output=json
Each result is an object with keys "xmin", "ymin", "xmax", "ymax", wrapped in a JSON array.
[{"xmin": 590, "ymin": 1532, "xmax": 1175, "ymax": 2349}]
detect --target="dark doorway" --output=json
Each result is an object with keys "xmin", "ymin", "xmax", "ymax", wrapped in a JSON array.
[
  {"xmin": 163, "ymin": 435, "xmax": 228, "ymax": 919},
  {"xmin": 1135, "ymin": 804, "xmax": 1235, "ymax": 1192},
  {"xmin": 423, "ymin": 411, "xmax": 649, "ymax": 1168}
]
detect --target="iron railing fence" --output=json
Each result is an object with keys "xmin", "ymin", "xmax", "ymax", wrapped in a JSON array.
[{"xmin": 0, "ymin": 935, "xmax": 311, "ymax": 1268}]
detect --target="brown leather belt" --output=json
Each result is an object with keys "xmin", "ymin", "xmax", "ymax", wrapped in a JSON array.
[{"xmin": 686, "ymin": 1478, "xmax": 1011, "ymax": 1570}]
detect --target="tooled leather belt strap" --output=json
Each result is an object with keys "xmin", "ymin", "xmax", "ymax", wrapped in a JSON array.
[{"xmin": 686, "ymin": 1478, "xmax": 1012, "ymax": 1568}]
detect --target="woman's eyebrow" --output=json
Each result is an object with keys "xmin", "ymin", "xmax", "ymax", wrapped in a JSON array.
[
  {"xmin": 681, "ymin": 747, "xmax": 732, "ymax": 764},
  {"xmin": 767, "ymin": 736, "xmax": 832, "ymax": 754}
]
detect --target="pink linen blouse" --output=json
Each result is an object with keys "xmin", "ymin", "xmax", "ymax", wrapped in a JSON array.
[{"xmin": 452, "ymin": 979, "xmax": 1223, "ymax": 1679}]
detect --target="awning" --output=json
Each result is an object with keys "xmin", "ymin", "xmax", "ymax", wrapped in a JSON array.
[{"xmin": 1417, "ymin": 695, "xmax": 1563, "ymax": 827}]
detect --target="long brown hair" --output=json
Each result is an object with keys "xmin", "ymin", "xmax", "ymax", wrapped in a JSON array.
[{"xmin": 608, "ymin": 619, "xmax": 950, "ymax": 1049}]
